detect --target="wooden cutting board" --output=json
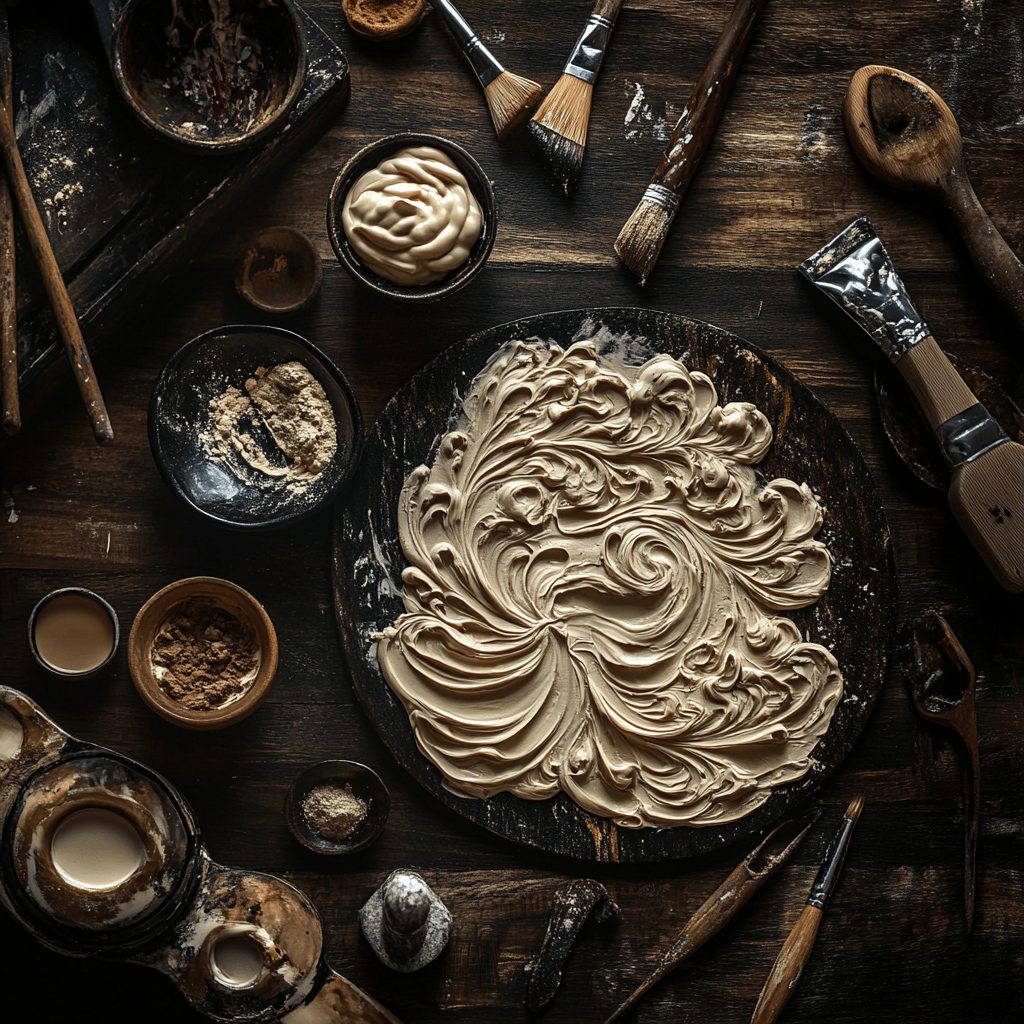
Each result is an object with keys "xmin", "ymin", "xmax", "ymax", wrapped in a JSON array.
[
  {"xmin": 5, "ymin": 0, "xmax": 349, "ymax": 434},
  {"xmin": 332, "ymin": 307, "xmax": 895, "ymax": 862}
]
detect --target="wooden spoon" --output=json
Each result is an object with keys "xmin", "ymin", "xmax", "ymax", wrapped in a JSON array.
[{"xmin": 845, "ymin": 65, "xmax": 1024, "ymax": 333}]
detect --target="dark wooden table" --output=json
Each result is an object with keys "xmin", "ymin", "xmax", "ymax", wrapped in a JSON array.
[{"xmin": 2, "ymin": 1, "xmax": 1023, "ymax": 1021}]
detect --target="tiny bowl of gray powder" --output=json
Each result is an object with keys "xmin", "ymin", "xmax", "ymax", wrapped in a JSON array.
[
  {"xmin": 285, "ymin": 760, "xmax": 390, "ymax": 855},
  {"xmin": 128, "ymin": 576, "xmax": 279, "ymax": 730},
  {"xmin": 149, "ymin": 325, "xmax": 363, "ymax": 530}
]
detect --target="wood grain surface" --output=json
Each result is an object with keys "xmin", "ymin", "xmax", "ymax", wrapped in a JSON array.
[{"xmin": 1, "ymin": 1, "xmax": 1022, "ymax": 1023}]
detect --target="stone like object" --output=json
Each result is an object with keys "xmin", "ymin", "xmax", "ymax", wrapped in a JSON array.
[{"xmin": 359, "ymin": 869, "xmax": 452, "ymax": 972}]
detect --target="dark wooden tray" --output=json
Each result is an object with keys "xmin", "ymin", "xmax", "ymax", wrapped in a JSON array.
[
  {"xmin": 332, "ymin": 307, "xmax": 897, "ymax": 862},
  {"xmin": 7, "ymin": 0, "xmax": 349, "ymax": 431}
]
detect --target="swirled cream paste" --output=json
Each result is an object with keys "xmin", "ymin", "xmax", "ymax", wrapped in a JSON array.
[
  {"xmin": 376, "ymin": 338, "xmax": 842, "ymax": 828},
  {"xmin": 342, "ymin": 146, "xmax": 482, "ymax": 286}
]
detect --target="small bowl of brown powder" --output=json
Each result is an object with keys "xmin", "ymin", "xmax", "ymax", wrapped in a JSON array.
[
  {"xmin": 128, "ymin": 577, "xmax": 278, "ymax": 730},
  {"xmin": 285, "ymin": 760, "xmax": 390, "ymax": 855}
]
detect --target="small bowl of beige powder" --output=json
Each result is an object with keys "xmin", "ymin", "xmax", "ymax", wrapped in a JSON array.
[
  {"xmin": 128, "ymin": 576, "xmax": 278, "ymax": 730},
  {"xmin": 149, "ymin": 325, "xmax": 363, "ymax": 530},
  {"xmin": 285, "ymin": 760, "xmax": 390, "ymax": 855}
]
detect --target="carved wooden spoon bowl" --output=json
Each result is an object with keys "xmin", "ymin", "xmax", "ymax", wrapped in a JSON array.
[{"xmin": 845, "ymin": 64, "xmax": 1024, "ymax": 332}]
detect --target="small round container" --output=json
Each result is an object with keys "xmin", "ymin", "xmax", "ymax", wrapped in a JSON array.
[
  {"xmin": 235, "ymin": 226, "xmax": 323, "ymax": 314},
  {"xmin": 149, "ymin": 325, "xmax": 363, "ymax": 531},
  {"xmin": 342, "ymin": 0, "xmax": 426, "ymax": 41},
  {"xmin": 111, "ymin": 0, "xmax": 307, "ymax": 154},
  {"xmin": 28, "ymin": 588, "xmax": 120, "ymax": 679},
  {"xmin": 327, "ymin": 132, "xmax": 497, "ymax": 302},
  {"xmin": 285, "ymin": 760, "xmax": 389, "ymax": 855},
  {"xmin": 128, "ymin": 577, "xmax": 278, "ymax": 730}
]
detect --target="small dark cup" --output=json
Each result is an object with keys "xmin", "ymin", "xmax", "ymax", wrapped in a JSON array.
[
  {"xmin": 285, "ymin": 760, "xmax": 390, "ymax": 855},
  {"xmin": 327, "ymin": 132, "xmax": 497, "ymax": 302},
  {"xmin": 28, "ymin": 588, "xmax": 120, "ymax": 680}
]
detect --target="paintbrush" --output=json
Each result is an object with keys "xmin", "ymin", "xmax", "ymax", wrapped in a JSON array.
[
  {"xmin": 749, "ymin": 796, "xmax": 865, "ymax": 1024},
  {"xmin": 603, "ymin": 806, "xmax": 821, "ymax": 1024},
  {"xmin": 432, "ymin": 0, "xmax": 542, "ymax": 140},
  {"xmin": 529, "ymin": 0, "xmax": 624, "ymax": 195},
  {"xmin": 799, "ymin": 216, "xmax": 1024, "ymax": 592},
  {"xmin": 0, "ymin": 6, "xmax": 17, "ymax": 435},
  {"xmin": 615, "ymin": 0, "xmax": 767, "ymax": 284}
]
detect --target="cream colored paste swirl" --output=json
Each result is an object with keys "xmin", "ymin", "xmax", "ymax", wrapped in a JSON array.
[
  {"xmin": 342, "ymin": 146, "xmax": 482, "ymax": 286},
  {"xmin": 376, "ymin": 338, "xmax": 842, "ymax": 828}
]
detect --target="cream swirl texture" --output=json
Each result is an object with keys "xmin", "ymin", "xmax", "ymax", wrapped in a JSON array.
[
  {"xmin": 376, "ymin": 339, "xmax": 843, "ymax": 828},
  {"xmin": 342, "ymin": 146, "xmax": 483, "ymax": 286}
]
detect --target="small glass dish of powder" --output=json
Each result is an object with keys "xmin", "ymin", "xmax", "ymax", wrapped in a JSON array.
[{"xmin": 285, "ymin": 760, "xmax": 390, "ymax": 855}]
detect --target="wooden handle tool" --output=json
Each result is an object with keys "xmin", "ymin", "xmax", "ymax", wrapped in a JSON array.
[
  {"xmin": 615, "ymin": 0, "xmax": 768, "ymax": 283},
  {"xmin": 845, "ymin": 65, "xmax": 1024, "ymax": 333},
  {"xmin": 750, "ymin": 796, "xmax": 864, "ymax": 1024},
  {"xmin": 0, "ymin": 7, "xmax": 18, "ymax": 435},
  {"xmin": 800, "ymin": 217, "xmax": 1024, "ymax": 592},
  {"xmin": 0, "ymin": 93, "xmax": 113, "ymax": 443}
]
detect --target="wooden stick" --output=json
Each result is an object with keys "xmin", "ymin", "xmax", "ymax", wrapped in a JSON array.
[
  {"xmin": 0, "ymin": 94, "xmax": 113, "ymax": 443},
  {"xmin": 0, "ymin": 8, "xmax": 18, "ymax": 435}
]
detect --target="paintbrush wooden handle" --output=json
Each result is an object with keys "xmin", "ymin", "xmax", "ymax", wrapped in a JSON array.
[
  {"xmin": 0, "ymin": 96, "xmax": 113, "ymax": 443},
  {"xmin": 652, "ymin": 0, "xmax": 767, "ymax": 195},
  {"xmin": 750, "ymin": 903, "xmax": 823, "ymax": 1024},
  {"xmin": 591, "ymin": 0, "xmax": 624, "ymax": 24}
]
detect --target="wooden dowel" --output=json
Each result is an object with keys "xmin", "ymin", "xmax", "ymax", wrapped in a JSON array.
[
  {"xmin": 0, "ymin": 16, "xmax": 16, "ymax": 437},
  {"xmin": 0, "ymin": 94, "xmax": 113, "ymax": 443}
]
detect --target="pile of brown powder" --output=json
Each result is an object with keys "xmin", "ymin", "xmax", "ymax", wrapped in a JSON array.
[
  {"xmin": 151, "ymin": 597, "xmax": 260, "ymax": 710},
  {"xmin": 301, "ymin": 782, "xmax": 368, "ymax": 842}
]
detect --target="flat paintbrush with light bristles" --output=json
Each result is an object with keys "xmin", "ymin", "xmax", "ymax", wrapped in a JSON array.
[
  {"xmin": 433, "ymin": 0, "xmax": 543, "ymax": 140},
  {"xmin": 615, "ymin": 0, "xmax": 768, "ymax": 284},
  {"xmin": 529, "ymin": 0, "xmax": 624, "ymax": 195}
]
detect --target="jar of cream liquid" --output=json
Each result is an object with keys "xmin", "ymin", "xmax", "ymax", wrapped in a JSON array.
[{"xmin": 29, "ymin": 589, "xmax": 120, "ymax": 678}]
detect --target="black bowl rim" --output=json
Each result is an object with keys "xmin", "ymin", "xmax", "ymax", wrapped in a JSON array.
[
  {"xmin": 148, "ymin": 324, "xmax": 364, "ymax": 531},
  {"xmin": 326, "ymin": 132, "xmax": 497, "ymax": 303},
  {"xmin": 111, "ymin": 0, "xmax": 308, "ymax": 155},
  {"xmin": 284, "ymin": 759, "xmax": 390, "ymax": 855}
]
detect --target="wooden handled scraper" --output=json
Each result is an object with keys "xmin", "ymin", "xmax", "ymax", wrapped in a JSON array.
[{"xmin": 799, "ymin": 216, "xmax": 1024, "ymax": 592}]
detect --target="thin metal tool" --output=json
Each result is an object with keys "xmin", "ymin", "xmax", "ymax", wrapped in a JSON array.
[
  {"xmin": 604, "ymin": 806, "xmax": 822, "ymax": 1024},
  {"xmin": 0, "ymin": 6, "xmax": 17, "ymax": 435},
  {"xmin": 901, "ymin": 610, "xmax": 980, "ymax": 931}
]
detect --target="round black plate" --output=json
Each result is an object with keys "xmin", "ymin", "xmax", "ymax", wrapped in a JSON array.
[{"xmin": 332, "ymin": 308, "xmax": 895, "ymax": 862}]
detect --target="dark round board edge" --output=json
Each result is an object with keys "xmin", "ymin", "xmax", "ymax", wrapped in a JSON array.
[{"xmin": 331, "ymin": 307, "xmax": 896, "ymax": 862}]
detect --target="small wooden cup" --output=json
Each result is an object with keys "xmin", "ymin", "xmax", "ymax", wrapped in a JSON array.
[{"xmin": 128, "ymin": 577, "xmax": 278, "ymax": 730}]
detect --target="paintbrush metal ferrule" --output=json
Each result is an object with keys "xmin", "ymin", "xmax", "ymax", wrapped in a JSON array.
[
  {"xmin": 433, "ymin": 0, "xmax": 503, "ymax": 88},
  {"xmin": 807, "ymin": 796, "xmax": 863, "ymax": 910},
  {"xmin": 640, "ymin": 182, "xmax": 679, "ymax": 215},
  {"xmin": 564, "ymin": 14, "xmax": 616, "ymax": 83}
]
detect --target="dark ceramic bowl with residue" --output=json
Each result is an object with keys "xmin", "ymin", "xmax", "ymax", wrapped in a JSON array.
[
  {"xmin": 148, "ymin": 325, "xmax": 363, "ymax": 530},
  {"xmin": 327, "ymin": 132, "xmax": 497, "ymax": 302},
  {"xmin": 105, "ymin": 0, "xmax": 307, "ymax": 154},
  {"xmin": 285, "ymin": 760, "xmax": 390, "ymax": 855}
]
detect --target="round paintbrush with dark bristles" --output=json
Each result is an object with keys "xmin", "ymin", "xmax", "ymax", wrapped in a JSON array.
[
  {"xmin": 529, "ymin": 0, "xmax": 624, "ymax": 195},
  {"xmin": 433, "ymin": 0, "xmax": 543, "ymax": 140},
  {"xmin": 749, "ymin": 795, "xmax": 865, "ymax": 1024},
  {"xmin": 615, "ymin": 0, "xmax": 768, "ymax": 285}
]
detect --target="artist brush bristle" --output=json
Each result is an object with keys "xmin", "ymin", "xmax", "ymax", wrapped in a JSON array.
[
  {"xmin": 614, "ymin": 185, "xmax": 680, "ymax": 286},
  {"xmin": 844, "ymin": 794, "xmax": 865, "ymax": 821},
  {"xmin": 484, "ymin": 69, "xmax": 543, "ymax": 140},
  {"xmin": 529, "ymin": 73, "xmax": 592, "ymax": 194}
]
